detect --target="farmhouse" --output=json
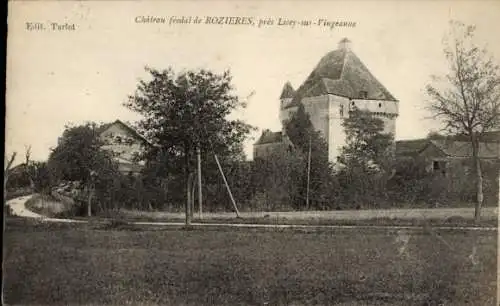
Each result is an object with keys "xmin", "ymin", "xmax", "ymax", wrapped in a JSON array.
[
  {"xmin": 254, "ymin": 38, "xmax": 398, "ymax": 162},
  {"xmin": 396, "ymin": 137, "xmax": 500, "ymax": 175},
  {"xmin": 99, "ymin": 120, "xmax": 151, "ymax": 175}
]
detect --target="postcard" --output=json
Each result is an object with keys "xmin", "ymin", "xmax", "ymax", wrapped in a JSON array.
[{"xmin": 5, "ymin": 1, "xmax": 500, "ymax": 305}]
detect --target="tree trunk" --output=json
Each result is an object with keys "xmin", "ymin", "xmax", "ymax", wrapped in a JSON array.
[
  {"xmin": 184, "ymin": 147, "xmax": 192, "ymax": 226},
  {"xmin": 190, "ymin": 172, "xmax": 196, "ymax": 219},
  {"xmin": 197, "ymin": 147, "xmax": 203, "ymax": 219},
  {"xmin": 87, "ymin": 185, "xmax": 93, "ymax": 217},
  {"xmin": 471, "ymin": 134, "xmax": 483, "ymax": 223}
]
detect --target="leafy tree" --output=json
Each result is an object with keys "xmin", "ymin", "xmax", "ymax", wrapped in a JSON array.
[
  {"xmin": 48, "ymin": 122, "xmax": 119, "ymax": 215},
  {"xmin": 284, "ymin": 104, "xmax": 336, "ymax": 209},
  {"xmin": 339, "ymin": 107, "xmax": 394, "ymax": 171},
  {"xmin": 337, "ymin": 107, "xmax": 394, "ymax": 208},
  {"xmin": 125, "ymin": 67, "xmax": 254, "ymax": 224},
  {"xmin": 425, "ymin": 20, "xmax": 500, "ymax": 222},
  {"xmin": 49, "ymin": 123, "xmax": 116, "ymax": 183},
  {"xmin": 251, "ymin": 146, "xmax": 306, "ymax": 211}
]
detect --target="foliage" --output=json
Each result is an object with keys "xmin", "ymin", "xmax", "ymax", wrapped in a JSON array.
[
  {"xmin": 47, "ymin": 123, "xmax": 122, "ymax": 214},
  {"xmin": 250, "ymin": 147, "xmax": 306, "ymax": 211},
  {"xmin": 26, "ymin": 161, "xmax": 53, "ymax": 193},
  {"xmin": 387, "ymin": 157, "xmax": 499, "ymax": 207},
  {"xmin": 5, "ymin": 166, "xmax": 31, "ymax": 191},
  {"xmin": 6, "ymin": 150, "xmax": 54, "ymax": 194},
  {"xmin": 339, "ymin": 106, "xmax": 394, "ymax": 171},
  {"xmin": 125, "ymin": 67, "xmax": 253, "ymax": 172},
  {"xmin": 337, "ymin": 107, "xmax": 394, "ymax": 208},
  {"xmin": 283, "ymin": 104, "xmax": 337, "ymax": 209},
  {"xmin": 125, "ymin": 67, "xmax": 254, "ymax": 219},
  {"xmin": 48, "ymin": 123, "xmax": 119, "ymax": 185}
]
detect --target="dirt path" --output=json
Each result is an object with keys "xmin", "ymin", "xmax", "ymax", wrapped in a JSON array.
[
  {"xmin": 6, "ymin": 195, "xmax": 85, "ymax": 223},
  {"xmin": 6, "ymin": 195, "xmax": 44, "ymax": 218}
]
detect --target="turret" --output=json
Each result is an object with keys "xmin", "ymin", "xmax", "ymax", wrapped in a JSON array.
[
  {"xmin": 279, "ymin": 81, "xmax": 295, "ymax": 125},
  {"xmin": 279, "ymin": 81, "xmax": 295, "ymax": 109}
]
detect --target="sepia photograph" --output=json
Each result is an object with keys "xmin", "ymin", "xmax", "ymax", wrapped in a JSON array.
[{"xmin": 4, "ymin": 1, "xmax": 500, "ymax": 305}]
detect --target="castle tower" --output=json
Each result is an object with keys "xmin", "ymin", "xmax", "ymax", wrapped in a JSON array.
[
  {"xmin": 282, "ymin": 38, "xmax": 399, "ymax": 162},
  {"xmin": 254, "ymin": 38, "xmax": 398, "ymax": 163}
]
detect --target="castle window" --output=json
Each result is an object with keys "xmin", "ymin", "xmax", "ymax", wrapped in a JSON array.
[
  {"xmin": 339, "ymin": 104, "xmax": 344, "ymax": 117},
  {"xmin": 378, "ymin": 102, "xmax": 382, "ymax": 108},
  {"xmin": 359, "ymin": 91, "xmax": 368, "ymax": 99}
]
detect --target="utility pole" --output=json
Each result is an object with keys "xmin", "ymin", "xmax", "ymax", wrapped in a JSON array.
[
  {"xmin": 197, "ymin": 146, "xmax": 203, "ymax": 219},
  {"xmin": 306, "ymin": 133, "xmax": 312, "ymax": 210},
  {"xmin": 186, "ymin": 172, "xmax": 192, "ymax": 226},
  {"xmin": 88, "ymin": 170, "xmax": 97, "ymax": 217},
  {"xmin": 214, "ymin": 154, "xmax": 240, "ymax": 218}
]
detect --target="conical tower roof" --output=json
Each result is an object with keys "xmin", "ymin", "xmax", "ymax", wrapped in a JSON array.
[
  {"xmin": 279, "ymin": 81, "xmax": 295, "ymax": 99},
  {"xmin": 287, "ymin": 38, "xmax": 397, "ymax": 108}
]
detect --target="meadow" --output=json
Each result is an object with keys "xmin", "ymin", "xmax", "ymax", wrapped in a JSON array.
[{"xmin": 3, "ymin": 218, "xmax": 497, "ymax": 305}]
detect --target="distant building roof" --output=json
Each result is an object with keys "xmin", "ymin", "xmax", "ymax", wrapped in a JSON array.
[
  {"xmin": 428, "ymin": 130, "xmax": 500, "ymax": 143},
  {"xmin": 8, "ymin": 163, "xmax": 28, "ymax": 176},
  {"xmin": 100, "ymin": 120, "xmax": 152, "ymax": 146},
  {"xmin": 479, "ymin": 130, "xmax": 500, "ymax": 142},
  {"xmin": 396, "ymin": 138, "xmax": 500, "ymax": 159},
  {"xmin": 396, "ymin": 139, "xmax": 429, "ymax": 157},
  {"xmin": 431, "ymin": 140, "xmax": 500, "ymax": 159},
  {"xmin": 254, "ymin": 130, "xmax": 283, "ymax": 145},
  {"xmin": 287, "ymin": 38, "xmax": 397, "ymax": 108}
]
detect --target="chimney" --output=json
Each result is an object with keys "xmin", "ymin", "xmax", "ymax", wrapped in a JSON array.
[{"xmin": 338, "ymin": 37, "xmax": 352, "ymax": 50}]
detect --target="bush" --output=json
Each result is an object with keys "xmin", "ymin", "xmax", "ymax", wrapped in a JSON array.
[
  {"xmin": 4, "ymin": 204, "xmax": 14, "ymax": 217},
  {"xmin": 24, "ymin": 193, "xmax": 76, "ymax": 217}
]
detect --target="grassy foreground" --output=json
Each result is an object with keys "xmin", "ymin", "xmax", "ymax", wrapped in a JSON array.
[{"xmin": 3, "ymin": 218, "xmax": 498, "ymax": 305}]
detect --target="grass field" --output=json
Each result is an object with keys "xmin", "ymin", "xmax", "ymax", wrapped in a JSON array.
[
  {"xmin": 91, "ymin": 207, "xmax": 498, "ymax": 228},
  {"xmin": 3, "ymin": 218, "xmax": 498, "ymax": 305}
]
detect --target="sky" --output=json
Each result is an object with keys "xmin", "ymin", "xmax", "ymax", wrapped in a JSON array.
[{"xmin": 6, "ymin": 0, "xmax": 500, "ymax": 163}]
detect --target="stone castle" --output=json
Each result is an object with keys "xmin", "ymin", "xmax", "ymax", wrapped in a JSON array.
[{"xmin": 254, "ymin": 38, "xmax": 399, "ymax": 162}]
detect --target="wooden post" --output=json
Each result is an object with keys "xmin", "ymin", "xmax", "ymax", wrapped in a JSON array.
[
  {"xmin": 190, "ymin": 175, "xmax": 195, "ymax": 218},
  {"xmin": 197, "ymin": 147, "xmax": 203, "ymax": 219},
  {"xmin": 214, "ymin": 154, "xmax": 240, "ymax": 217},
  {"xmin": 87, "ymin": 185, "xmax": 93, "ymax": 217},
  {"xmin": 186, "ymin": 172, "xmax": 192, "ymax": 226}
]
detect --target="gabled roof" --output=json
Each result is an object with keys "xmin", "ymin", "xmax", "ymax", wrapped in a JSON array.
[
  {"xmin": 434, "ymin": 130, "xmax": 500, "ymax": 142},
  {"xmin": 254, "ymin": 130, "xmax": 283, "ymax": 145},
  {"xmin": 279, "ymin": 82, "xmax": 295, "ymax": 99},
  {"xmin": 396, "ymin": 139, "xmax": 430, "ymax": 157},
  {"xmin": 287, "ymin": 39, "xmax": 397, "ymax": 108},
  {"xmin": 100, "ymin": 120, "xmax": 152, "ymax": 146},
  {"xmin": 396, "ymin": 138, "xmax": 500, "ymax": 159},
  {"xmin": 8, "ymin": 163, "xmax": 29, "ymax": 175},
  {"xmin": 430, "ymin": 140, "xmax": 500, "ymax": 159},
  {"xmin": 481, "ymin": 130, "xmax": 500, "ymax": 142}
]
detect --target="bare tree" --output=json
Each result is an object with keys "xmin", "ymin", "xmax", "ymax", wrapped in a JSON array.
[
  {"xmin": 4, "ymin": 152, "xmax": 18, "ymax": 204},
  {"xmin": 426, "ymin": 20, "xmax": 500, "ymax": 222},
  {"xmin": 24, "ymin": 145, "xmax": 36, "ymax": 190}
]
